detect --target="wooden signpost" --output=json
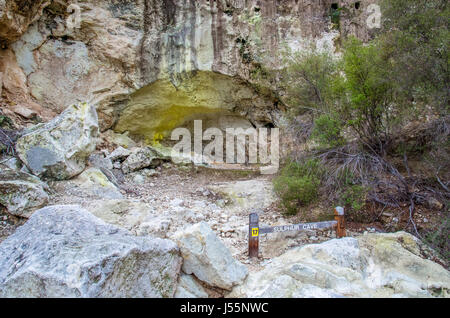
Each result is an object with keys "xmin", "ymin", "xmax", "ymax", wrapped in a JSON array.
[{"xmin": 248, "ymin": 207, "xmax": 346, "ymax": 259}]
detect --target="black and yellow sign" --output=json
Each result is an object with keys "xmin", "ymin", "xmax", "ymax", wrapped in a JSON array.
[{"xmin": 251, "ymin": 228, "xmax": 259, "ymax": 237}]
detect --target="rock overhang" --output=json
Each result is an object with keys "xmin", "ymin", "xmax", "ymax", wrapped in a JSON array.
[{"xmin": 114, "ymin": 70, "xmax": 280, "ymax": 141}]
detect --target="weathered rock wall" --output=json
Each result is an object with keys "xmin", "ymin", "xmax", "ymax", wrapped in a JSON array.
[{"xmin": 1, "ymin": 0, "xmax": 377, "ymax": 139}]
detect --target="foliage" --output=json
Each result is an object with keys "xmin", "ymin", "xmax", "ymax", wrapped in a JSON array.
[
  {"xmin": 273, "ymin": 160, "xmax": 324, "ymax": 215},
  {"xmin": 0, "ymin": 115, "xmax": 14, "ymax": 129},
  {"xmin": 423, "ymin": 213, "xmax": 450, "ymax": 264},
  {"xmin": 311, "ymin": 114, "xmax": 345, "ymax": 148},
  {"xmin": 379, "ymin": 0, "xmax": 449, "ymax": 115},
  {"xmin": 263, "ymin": 0, "xmax": 449, "ymax": 260},
  {"xmin": 339, "ymin": 185, "xmax": 367, "ymax": 221},
  {"xmin": 330, "ymin": 5, "xmax": 341, "ymax": 30},
  {"xmin": 332, "ymin": 37, "xmax": 398, "ymax": 155},
  {"xmin": 0, "ymin": 114, "xmax": 17, "ymax": 155},
  {"xmin": 281, "ymin": 47, "xmax": 338, "ymax": 117}
]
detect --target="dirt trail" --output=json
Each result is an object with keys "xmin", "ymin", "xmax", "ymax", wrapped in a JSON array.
[{"xmin": 44, "ymin": 164, "xmax": 361, "ymax": 272}]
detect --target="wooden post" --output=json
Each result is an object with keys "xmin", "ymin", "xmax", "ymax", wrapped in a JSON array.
[
  {"xmin": 334, "ymin": 206, "xmax": 346, "ymax": 238},
  {"xmin": 249, "ymin": 213, "xmax": 259, "ymax": 258}
]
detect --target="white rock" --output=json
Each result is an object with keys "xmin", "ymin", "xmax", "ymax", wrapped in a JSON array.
[
  {"xmin": 173, "ymin": 222, "xmax": 248, "ymax": 290},
  {"xmin": 208, "ymin": 180, "xmax": 276, "ymax": 211},
  {"xmin": 139, "ymin": 218, "xmax": 171, "ymax": 238},
  {"xmin": 108, "ymin": 146, "xmax": 131, "ymax": 161},
  {"xmin": 229, "ymin": 232, "xmax": 450, "ymax": 298},
  {"xmin": 121, "ymin": 147, "xmax": 162, "ymax": 174},
  {"xmin": 175, "ymin": 274, "xmax": 209, "ymax": 298},
  {"xmin": 133, "ymin": 174, "xmax": 146, "ymax": 184},
  {"xmin": 170, "ymin": 198, "xmax": 185, "ymax": 207},
  {"xmin": 16, "ymin": 103, "xmax": 99, "ymax": 180},
  {"xmin": 0, "ymin": 205, "xmax": 182, "ymax": 297},
  {"xmin": 73, "ymin": 168, "xmax": 123, "ymax": 200},
  {"xmin": 0, "ymin": 170, "xmax": 49, "ymax": 218}
]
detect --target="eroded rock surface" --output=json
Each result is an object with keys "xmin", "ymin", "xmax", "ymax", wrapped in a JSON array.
[
  {"xmin": 2, "ymin": 0, "xmax": 377, "ymax": 136},
  {"xmin": 229, "ymin": 232, "xmax": 450, "ymax": 298},
  {"xmin": 208, "ymin": 179, "xmax": 276, "ymax": 211},
  {"xmin": 0, "ymin": 0, "xmax": 50, "ymax": 45}
]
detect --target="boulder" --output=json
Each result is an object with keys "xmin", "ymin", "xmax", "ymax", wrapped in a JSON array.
[
  {"xmin": 16, "ymin": 102, "xmax": 99, "ymax": 180},
  {"xmin": 88, "ymin": 153, "xmax": 113, "ymax": 170},
  {"xmin": 229, "ymin": 232, "xmax": 450, "ymax": 298},
  {"xmin": 173, "ymin": 222, "xmax": 248, "ymax": 290},
  {"xmin": 0, "ymin": 205, "xmax": 182, "ymax": 298},
  {"xmin": 121, "ymin": 147, "xmax": 165, "ymax": 174},
  {"xmin": 108, "ymin": 146, "xmax": 131, "ymax": 162},
  {"xmin": 102, "ymin": 130, "xmax": 137, "ymax": 149},
  {"xmin": 72, "ymin": 168, "xmax": 123, "ymax": 200},
  {"xmin": 0, "ymin": 169, "xmax": 49, "ymax": 218}
]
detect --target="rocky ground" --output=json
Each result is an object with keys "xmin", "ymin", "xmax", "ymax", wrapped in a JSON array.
[
  {"xmin": 0, "ymin": 156, "xmax": 443, "ymax": 275},
  {"xmin": 46, "ymin": 163, "xmax": 336, "ymax": 272},
  {"xmin": 1, "ymin": 155, "xmax": 449, "ymax": 297},
  {"xmin": 0, "ymin": 102, "xmax": 448, "ymax": 298}
]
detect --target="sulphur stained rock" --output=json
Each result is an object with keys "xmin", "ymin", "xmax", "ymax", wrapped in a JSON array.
[
  {"xmin": 4, "ymin": 0, "xmax": 378, "ymax": 134},
  {"xmin": 102, "ymin": 130, "xmax": 138, "ymax": 149},
  {"xmin": 175, "ymin": 274, "xmax": 209, "ymax": 299},
  {"xmin": 16, "ymin": 102, "xmax": 99, "ymax": 180},
  {"xmin": 229, "ymin": 232, "xmax": 450, "ymax": 298},
  {"xmin": 0, "ymin": 169, "xmax": 49, "ymax": 218},
  {"xmin": 0, "ymin": 205, "xmax": 182, "ymax": 298},
  {"xmin": 173, "ymin": 222, "xmax": 248, "ymax": 290},
  {"xmin": 121, "ymin": 147, "xmax": 166, "ymax": 174},
  {"xmin": 115, "ymin": 71, "xmax": 277, "ymax": 139}
]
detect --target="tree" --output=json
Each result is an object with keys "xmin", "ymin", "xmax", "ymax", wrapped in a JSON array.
[
  {"xmin": 379, "ymin": 0, "xmax": 449, "ymax": 115},
  {"xmin": 332, "ymin": 37, "xmax": 396, "ymax": 155}
]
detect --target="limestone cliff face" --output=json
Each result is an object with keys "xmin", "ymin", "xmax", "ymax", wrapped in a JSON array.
[{"xmin": 0, "ymin": 0, "xmax": 377, "ymax": 139}]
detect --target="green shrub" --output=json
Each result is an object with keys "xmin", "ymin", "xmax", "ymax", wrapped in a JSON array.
[
  {"xmin": 330, "ymin": 5, "xmax": 341, "ymax": 30},
  {"xmin": 0, "ymin": 115, "xmax": 13, "ymax": 129},
  {"xmin": 423, "ymin": 214, "xmax": 450, "ymax": 264},
  {"xmin": 341, "ymin": 185, "xmax": 367, "ymax": 212},
  {"xmin": 334, "ymin": 168, "xmax": 368, "ymax": 222},
  {"xmin": 273, "ymin": 160, "xmax": 323, "ymax": 215},
  {"xmin": 311, "ymin": 114, "xmax": 345, "ymax": 148}
]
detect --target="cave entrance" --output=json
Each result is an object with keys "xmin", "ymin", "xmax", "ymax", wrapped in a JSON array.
[{"xmin": 114, "ymin": 71, "xmax": 277, "ymax": 147}]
